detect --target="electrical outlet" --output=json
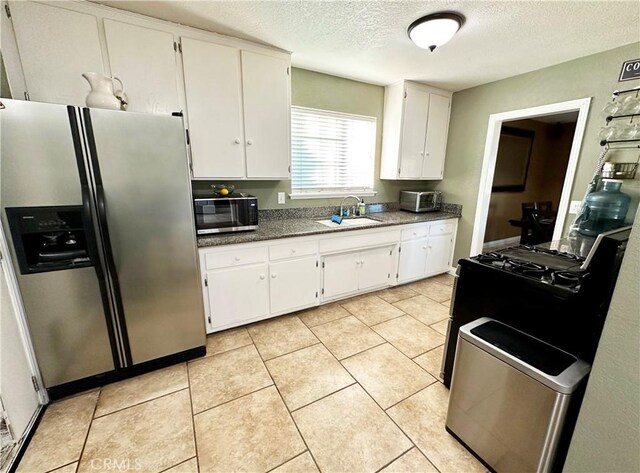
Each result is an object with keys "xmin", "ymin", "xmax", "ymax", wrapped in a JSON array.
[
  {"xmin": 278, "ymin": 192, "xmax": 286, "ymax": 205},
  {"xmin": 569, "ymin": 200, "xmax": 582, "ymax": 214}
]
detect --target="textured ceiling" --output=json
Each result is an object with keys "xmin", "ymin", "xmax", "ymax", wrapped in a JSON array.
[{"xmin": 91, "ymin": 0, "xmax": 640, "ymax": 91}]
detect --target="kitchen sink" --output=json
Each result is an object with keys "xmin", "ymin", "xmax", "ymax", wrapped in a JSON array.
[{"xmin": 316, "ymin": 217, "xmax": 383, "ymax": 228}]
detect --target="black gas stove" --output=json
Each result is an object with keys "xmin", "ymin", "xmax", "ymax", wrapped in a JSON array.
[
  {"xmin": 442, "ymin": 228, "xmax": 631, "ymax": 390},
  {"xmin": 471, "ymin": 245, "xmax": 588, "ymax": 293}
]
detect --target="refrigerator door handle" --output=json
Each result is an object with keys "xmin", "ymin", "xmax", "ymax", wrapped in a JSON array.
[
  {"xmin": 81, "ymin": 108, "xmax": 133, "ymax": 367},
  {"xmin": 67, "ymin": 106, "xmax": 125, "ymax": 370}
]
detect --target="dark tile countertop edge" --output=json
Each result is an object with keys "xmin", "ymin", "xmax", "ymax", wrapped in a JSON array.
[{"xmin": 197, "ymin": 209, "xmax": 462, "ymax": 248}]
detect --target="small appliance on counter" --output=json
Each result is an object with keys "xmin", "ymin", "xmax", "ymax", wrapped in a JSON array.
[
  {"xmin": 194, "ymin": 193, "xmax": 258, "ymax": 235},
  {"xmin": 400, "ymin": 190, "xmax": 442, "ymax": 212}
]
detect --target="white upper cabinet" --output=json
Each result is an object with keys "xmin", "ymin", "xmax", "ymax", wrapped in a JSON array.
[
  {"xmin": 103, "ymin": 20, "xmax": 180, "ymax": 114},
  {"xmin": 181, "ymin": 40, "xmax": 291, "ymax": 180},
  {"xmin": 380, "ymin": 81, "xmax": 452, "ymax": 180},
  {"xmin": 399, "ymin": 87, "xmax": 429, "ymax": 178},
  {"xmin": 181, "ymin": 38, "xmax": 246, "ymax": 178},
  {"xmin": 9, "ymin": 2, "xmax": 105, "ymax": 105},
  {"xmin": 241, "ymin": 51, "xmax": 291, "ymax": 179},
  {"xmin": 422, "ymin": 93, "xmax": 451, "ymax": 178},
  {"xmin": 6, "ymin": 1, "xmax": 291, "ymax": 178}
]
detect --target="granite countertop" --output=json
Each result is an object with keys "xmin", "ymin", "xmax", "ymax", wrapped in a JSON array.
[{"xmin": 197, "ymin": 206, "xmax": 461, "ymax": 248}]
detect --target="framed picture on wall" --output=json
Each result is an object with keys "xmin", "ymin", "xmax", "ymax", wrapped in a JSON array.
[{"xmin": 492, "ymin": 126, "xmax": 535, "ymax": 192}]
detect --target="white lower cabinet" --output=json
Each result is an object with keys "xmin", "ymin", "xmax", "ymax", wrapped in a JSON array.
[
  {"xmin": 425, "ymin": 233, "xmax": 453, "ymax": 276},
  {"xmin": 199, "ymin": 218, "xmax": 458, "ymax": 333},
  {"xmin": 322, "ymin": 245, "xmax": 394, "ymax": 300},
  {"xmin": 269, "ymin": 256, "xmax": 318, "ymax": 314},
  {"xmin": 205, "ymin": 263, "xmax": 269, "ymax": 330},
  {"xmin": 322, "ymin": 252, "xmax": 360, "ymax": 300},
  {"xmin": 398, "ymin": 220, "xmax": 457, "ymax": 283},
  {"xmin": 398, "ymin": 238, "xmax": 429, "ymax": 283}
]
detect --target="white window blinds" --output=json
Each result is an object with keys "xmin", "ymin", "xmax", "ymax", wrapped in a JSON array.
[{"xmin": 291, "ymin": 106, "xmax": 376, "ymax": 196}]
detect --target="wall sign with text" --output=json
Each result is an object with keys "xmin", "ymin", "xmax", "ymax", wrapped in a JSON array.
[{"xmin": 619, "ymin": 59, "xmax": 640, "ymax": 82}]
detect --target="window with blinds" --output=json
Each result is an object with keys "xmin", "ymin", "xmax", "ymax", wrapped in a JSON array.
[{"xmin": 291, "ymin": 106, "xmax": 377, "ymax": 198}]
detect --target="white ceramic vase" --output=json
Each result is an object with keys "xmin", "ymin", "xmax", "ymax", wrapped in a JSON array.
[{"xmin": 82, "ymin": 72, "xmax": 127, "ymax": 110}]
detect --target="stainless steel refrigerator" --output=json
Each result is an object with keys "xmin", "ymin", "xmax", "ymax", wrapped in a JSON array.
[{"xmin": 0, "ymin": 99, "xmax": 205, "ymax": 398}]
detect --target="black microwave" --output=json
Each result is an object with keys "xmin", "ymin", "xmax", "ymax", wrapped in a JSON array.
[{"xmin": 194, "ymin": 194, "xmax": 258, "ymax": 235}]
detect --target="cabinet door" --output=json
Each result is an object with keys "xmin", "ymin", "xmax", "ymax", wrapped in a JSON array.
[
  {"xmin": 425, "ymin": 234, "xmax": 453, "ymax": 276},
  {"xmin": 10, "ymin": 2, "xmax": 105, "ymax": 105},
  {"xmin": 181, "ymin": 38, "xmax": 246, "ymax": 178},
  {"xmin": 358, "ymin": 246, "xmax": 394, "ymax": 291},
  {"xmin": 270, "ymin": 256, "xmax": 318, "ymax": 314},
  {"xmin": 206, "ymin": 264, "xmax": 269, "ymax": 329},
  {"xmin": 322, "ymin": 253, "xmax": 359, "ymax": 300},
  {"xmin": 104, "ymin": 20, "xmax": 179, "ymax": 114},
  {"xmin": 241, "ymin": 51, "xmax": 290, "ymax": 179},
  {"xmin": 422, "ymin": 93, "xmax": 450, "ymax": 179},
  {"xmin": 399, "ymin": 87, "xmax": 429, "ymax": 178},
  {"xmin": 398, "ymin": 238, "xmax": 429, "ymax": 283}
]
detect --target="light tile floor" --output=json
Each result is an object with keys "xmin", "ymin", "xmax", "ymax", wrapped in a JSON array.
[{"xmin": 18, "ymin": 274, "xmax": 487, "ymax": 473}]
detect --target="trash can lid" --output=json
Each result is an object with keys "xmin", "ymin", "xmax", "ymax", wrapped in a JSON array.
[{"xmin": 459, "ymin": 317, "xmax": 591, "ymax": 394}]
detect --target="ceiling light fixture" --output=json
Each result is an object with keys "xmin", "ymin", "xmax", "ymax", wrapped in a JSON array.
[{"xmin": 408, "ymin": 12, "xmax": 464, "ymax": 52}]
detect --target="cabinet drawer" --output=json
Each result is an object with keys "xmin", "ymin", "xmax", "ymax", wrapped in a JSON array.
[
  {"xmin": 269, "ymin": 240, "xmax": 318, "ymax": 261},
  {"xmin": 204, "ymin": 246, "xmax": 267, "ymax": 270},
  {"xmin": 401, "ymin": 226, "xmax": 429, "ymax": 241},
  {"xmin": 429, "ymin": 221, "xmax": 455, "ymax": 236}
]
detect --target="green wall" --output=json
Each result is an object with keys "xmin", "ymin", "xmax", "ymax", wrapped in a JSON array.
[
  {"xmin": 430, "ymin": 42, "xmax": 640, "ymax": 263},
  {"xmin": 0, "ymin": 51, "xmax": 11, "ymax": 98},
  {"xmin": 192, "ymin": 67, "xmax": 432, "ymax": 207},
  {"xmin": 563, "ymin": 207, "xmax": 640, "ymax": 472}
]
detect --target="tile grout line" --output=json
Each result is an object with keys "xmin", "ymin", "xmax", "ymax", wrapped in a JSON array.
[
  {"xmin": 74, "ymin": 388, "xmax": 102, "ymax": 472},
  {"xmin": 383, "ymin": 383, "xmax": 447, "ymax": 473},
  {"xmin": 300, "ymin": 312, "xmax": 352, "ymax": 329},
  {"xmin": 92, "ymin": 386, "xmax": 190, "ymax": 420},
  {"xmin": 288, "ymin": 381, "xmax": 358, "ymax": 414},
  {"xmin": 156, "ymin": 456, "xmax": 197, "ymax": 473},
  {"xmin": 191, "ymin": 381, "xmax": 274, "ymax": 417},
  {"xmin": 264, "ymin": 450, "xmax": 313, "ymax": 473},
  {"xmin": 204, "ymin": 339, "xmax": 253, "ymax": 358},
  {"xmin": 372, "ymin": 445, "xmax": 415, "ymax": 473},
  {"xmin": 185, "ymin": 362, "xmax": 201, "ymax": 473},
  {"xmin": 261, "ymin": 340, "xmax": 322, "ymax": 363},
  {"xmin": 257, "ymin": 340, "xmax": 324, "ymax": 473}
]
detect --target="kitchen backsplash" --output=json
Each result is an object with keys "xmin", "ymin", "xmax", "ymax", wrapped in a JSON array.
[{"xmin": 257, "ymin": 202, "xmax": 462, "ymax": 220}]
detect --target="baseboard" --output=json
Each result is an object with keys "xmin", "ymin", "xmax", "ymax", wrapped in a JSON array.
[{"xmin": 482, "ymin": 236, "xmax": 520, "ymax": 252}]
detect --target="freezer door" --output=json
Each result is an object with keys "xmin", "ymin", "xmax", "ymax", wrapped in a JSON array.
[
  {"xmin": 84, "ymin": 109, "xmax": 205, "ymax": 364},
  {"xmin": 0, "ymin": 100, "xmax": 116, "ymax": 387}
]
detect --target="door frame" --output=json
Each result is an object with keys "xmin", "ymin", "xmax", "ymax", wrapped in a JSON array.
[{"xmin": 470, "ymin": 98, "xmax": 591, "ymax": 256}]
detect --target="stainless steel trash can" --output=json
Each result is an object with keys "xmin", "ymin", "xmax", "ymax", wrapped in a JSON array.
[{"xmin": 445, "ymin": 317, "xmax": 590, "ymax": 473}]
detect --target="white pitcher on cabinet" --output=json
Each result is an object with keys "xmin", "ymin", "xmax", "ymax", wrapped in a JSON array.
[{"xmin": 82, "ymin": 72, "xmax": 128, "ymax": 110}]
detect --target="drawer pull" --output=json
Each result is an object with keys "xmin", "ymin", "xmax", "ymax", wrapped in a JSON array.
[
  {"xmin": 271, "ymin": 273, "xmax": 277, "ymax": 279},
  {"xmin": 235, "ymin": 256, "xmax": 241, "ymax": 261},
  {"xmin": 259, "ymin": 274, "xmax": 265, "ymax": 280}
]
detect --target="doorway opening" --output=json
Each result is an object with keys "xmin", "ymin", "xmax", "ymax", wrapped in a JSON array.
[
  {"xmin": 470, "ymin": 98, "xmax": 591, "ymax": 256},
  {"xmin": 483, "ymin": 113, "xmax": 579, "ymax": 251}
]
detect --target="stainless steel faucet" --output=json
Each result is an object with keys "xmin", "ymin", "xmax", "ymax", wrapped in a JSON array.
[{"xmin": 339, "ymin": 195, "xmax": 362, "ymax": 217}]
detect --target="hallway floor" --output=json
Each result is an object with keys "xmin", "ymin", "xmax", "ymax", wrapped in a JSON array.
[{"xmin": 17, "ymin": 274, "xmax": 486, "ymax": 473}]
